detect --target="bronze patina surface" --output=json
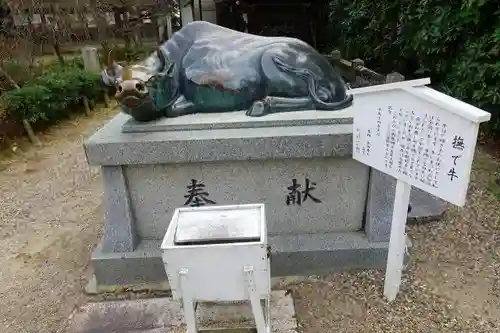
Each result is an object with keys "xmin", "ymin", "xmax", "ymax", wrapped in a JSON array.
[{"xmin": 101, "ymin": 21, "xmax": 353, "ymax": 122}]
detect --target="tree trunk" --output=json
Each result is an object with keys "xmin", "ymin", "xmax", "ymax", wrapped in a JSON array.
[
  {"xmin": 121, "ymin": 9, "xmax": 132, "ymax": 50},
  {"xmin": 93, "ymin": 0, "xmax": 110, "ymax": 66},
  {"xmin": 51, "ymin": 5, "xmax": 65, "ymax": 65},
  {"xmin": 52, "ymin": 30, "xmax": 65, "ymax": 65},
  {"xmin": 78, "ymin": 7, "xmax": 91, "ymax": 41},
  {"xmin": 103, "ymin": 91, "xmax": 110, "ymax": 107},
  {"xmin": 131, "ymin": 6, "xmax": 142, "ymax": 48},
  {"xmin": 22, "ymin": 119, "xmax": 41, "ymax": 146},
  {"xmin": 0, "ymin": 65, "xmax": 20, "ymax": 90}
]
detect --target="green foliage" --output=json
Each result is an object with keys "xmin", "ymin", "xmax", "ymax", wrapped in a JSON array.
[
  {"xmin": 0, "ymin": 56, "xmax": 85, "ymax": 92},
  {"xmin": 0, "ymin": 44, "xmax": 154, "ymax": 141},
  {"xmin": 329, "ymin": 0, "xmax": 500, "ymax": 135},
  {"xmin": 99, "ymin": 44, "xmax": 157, "ymax": 66},
  {"xmin": 0, "ymin": 57, "xmax": 103, "ymax": 124},
  {"xmin": 0, "ymin": 61, "xmax": 40, "ymax": 91}
]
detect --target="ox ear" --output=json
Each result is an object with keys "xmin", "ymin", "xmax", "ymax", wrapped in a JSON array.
[
  {"xmin": 101, "ymin": 69, "xmax": 116, "ymax": 86},
  {"xmin": 102, "ymin": 48, "xmax": 123, "ymax": 85}
]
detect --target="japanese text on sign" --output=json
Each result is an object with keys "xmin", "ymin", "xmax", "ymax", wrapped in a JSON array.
[{"xmin": 352, "ymin": 89, "xmax": 480, "ymax": 206}]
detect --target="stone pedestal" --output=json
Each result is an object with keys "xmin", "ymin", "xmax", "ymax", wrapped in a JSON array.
[{"xmin": 84, "ymin": 108, "xmax": 445, "ymax": 288}]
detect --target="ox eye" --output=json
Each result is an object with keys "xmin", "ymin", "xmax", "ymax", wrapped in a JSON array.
[{"xmin": 136, "ymin": 83, "xmax": 145, "ymax": 91}]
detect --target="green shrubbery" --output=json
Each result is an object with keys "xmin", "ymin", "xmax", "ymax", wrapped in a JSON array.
[
  {"xmin": 0, "ymin": 58, "xmax": 105, "ymax": 125},
  {"xmin": 0, "ymin": 43, "xmax": 159, "ymax": 143},
  {"xmin": 328, "ymin": 0, "xmax": 500, "ymax": 135},
  {"xmin": 0, "ymin": 61, "xmax": 42, "ymax": 92}
]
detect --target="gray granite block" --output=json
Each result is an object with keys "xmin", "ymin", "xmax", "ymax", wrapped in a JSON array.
[
  {"xmin": 84, "ymin": 113, "xmax": 353, "ymax": 166},
  {"xmin": 365, "ymin": 169, "xmax": 396, "ymax": 243},
  {"xmin": 92, "ymin": 240, "xmax": 167, "ymax": 286},
  {"xmin": 408, "ymin": 187, "xmax": 447, "ymax": 223},
  {"xmin": 124, "ymin": 158, "xmax": 369, "ymax": 239},
  {"xmin": 269, "ymin": 232, "xmax": 406, "ymax": 276},
  {"xmin": 122, "ymin": 109, "xmax": 353, "ymax": 132},
  {"xmin": 365, "ymin": 169, "xmax": 447, "ymax": 242},
  {"xmin": 101, "ymin": 166, "xmax": 138, "ymax": 253},
  {"xmin": 90, "ymin": 232, "xmax": 399, "ymax": 288}
]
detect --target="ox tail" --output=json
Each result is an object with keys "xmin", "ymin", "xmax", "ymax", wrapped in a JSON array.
[{"xmin": 272, "ymin": 56, "xmax": 353, "ymax": 110}]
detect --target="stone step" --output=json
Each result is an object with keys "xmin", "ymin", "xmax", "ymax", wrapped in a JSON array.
[
  {"xmin": 131, "ymin": 329, "xmax": 257, "ymax": 333},
  {"xmin": 68, "ymin": 290, "xmax": 297, "ymax": 333}
]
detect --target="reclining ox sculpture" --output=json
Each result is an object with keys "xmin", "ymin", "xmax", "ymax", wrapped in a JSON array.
[{"xmin": 101, "ymin": 21, "xmax": 353, "ymax": 122}]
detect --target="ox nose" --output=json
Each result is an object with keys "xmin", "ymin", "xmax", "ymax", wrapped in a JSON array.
[{"xmin": 116, "ymin": 80, "xmax": 147, "ymax": 99}]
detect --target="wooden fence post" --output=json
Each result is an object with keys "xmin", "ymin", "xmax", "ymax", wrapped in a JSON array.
[
  {"xmin": 346, "ymin": 58, "xmax": 364, "ymax": 84},
  {"xmin": 330, "ymin": 49, "xmax": 341, "ymax": 72},
  {"xmin": 22, "ymin": 119, "xmax": 41, "ymax": 146}
]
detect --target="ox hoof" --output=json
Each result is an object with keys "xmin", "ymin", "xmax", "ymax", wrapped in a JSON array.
[{"xmin": 247, "ymin": 101, "xmax": 268, "ymax": 117}]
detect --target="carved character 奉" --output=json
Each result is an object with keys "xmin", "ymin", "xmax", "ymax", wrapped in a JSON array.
[{"xmin": 101, "ymin": 21, "xmax": 353, "ymax": 122}]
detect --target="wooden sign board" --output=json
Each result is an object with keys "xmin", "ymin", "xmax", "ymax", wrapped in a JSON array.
[
  {"xmin": 350, "ymin": 78, "xmax": 491, "ymax": 301},
  {"xmin": 352, "ymin": 79, "xmax": 491, "ymax": 207}
]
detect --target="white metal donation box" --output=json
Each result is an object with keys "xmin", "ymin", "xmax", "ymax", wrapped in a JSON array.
[
  {"xmin": 161, "ymin": 204, "xmax": 271, "ymax": 333},
  {"xmin": 352, "ymin": 78, "xmax": 491, "ymax": 301}
]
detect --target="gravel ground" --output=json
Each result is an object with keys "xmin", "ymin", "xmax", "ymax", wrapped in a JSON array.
[
  {"xmin": 285, "ymin": 151, "xmax": 500, "ymax": 333},
  {"xmin": 0, "ymin": 106, "xmax": 498, "ymax": 333},
  {"xmin": 0, "ymin": 106, "xmax": 118, "ymax": 333}
]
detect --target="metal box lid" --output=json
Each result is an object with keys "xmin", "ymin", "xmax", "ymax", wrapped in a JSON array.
[{"xmin": 174, "ymin": 204, "xmax": 263, "ymax": 245}]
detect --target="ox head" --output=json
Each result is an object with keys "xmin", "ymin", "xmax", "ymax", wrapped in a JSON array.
[{"xmin": 101, "ymin": 48, "xmax": 178, "ymax": 122}]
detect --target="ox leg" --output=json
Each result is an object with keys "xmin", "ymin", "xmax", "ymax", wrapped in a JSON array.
[
  {"xmin": 247, "ymin": 96, "xmax": 315, "ymax": 117},
  {"xmin": 165, "ymin": 95, "xmax": 200, "ymax": 118}
]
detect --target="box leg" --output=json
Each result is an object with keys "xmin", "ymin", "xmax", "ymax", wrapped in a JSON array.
[
  {"xmin": 265, "ymin": 295, "xmax": 271, "ymax": 333},
  {"xmin": 179, "ymin": 268, "xmax": 198, "ymax": 333},
  {"xmin": 244, "ymin": 266, "xmax": 268, "ymax": 333}
]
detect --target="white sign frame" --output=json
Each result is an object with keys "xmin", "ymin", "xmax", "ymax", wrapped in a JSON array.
[{"xmin": 350, "ymin": 78, "xmax": 491, "ymax": 301}]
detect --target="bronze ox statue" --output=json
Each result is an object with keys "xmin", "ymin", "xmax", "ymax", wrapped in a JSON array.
[{"xmin": 101, "ymin": 21, "xmax": 353, "ymax": 122}]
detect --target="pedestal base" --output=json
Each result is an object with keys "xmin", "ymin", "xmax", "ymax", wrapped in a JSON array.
[
  {"xmin": 83, "ymin": 112, "xmax": 439, "ymax": 293},
  {"xmin": 88, "ymin": 231, "xmax": 410, "ymax": 291}
]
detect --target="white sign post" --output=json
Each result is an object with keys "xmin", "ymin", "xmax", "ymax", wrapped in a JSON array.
[{"xmin": 351, "ymin": 78, "xmax": 491, "ymax": 301}]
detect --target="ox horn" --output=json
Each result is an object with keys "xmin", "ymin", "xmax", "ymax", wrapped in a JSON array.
[
  {"xmin": 106, "ymin": 49, "xmax": 116, "ymax": 75},
  {"xmin": 156, "ymin": 47, "xmax": 167, "ymax": 72}
]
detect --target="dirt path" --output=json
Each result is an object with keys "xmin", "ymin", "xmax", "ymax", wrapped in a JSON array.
[{"xmin": 0, "ymin": 107, "xmax": 119, "ymax": 333}]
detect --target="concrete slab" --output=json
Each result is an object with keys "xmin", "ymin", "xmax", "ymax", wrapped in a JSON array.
[
  {"xmin": 84, "ymin": 275, "xmax": 171, "ymax": 295},
  {"xmin": 84, "ymin": 113, "xmax": 353, "ymax": 166},
  {"xmin": 68, "ymin": 290, "xmax": 297, "ymax": 333},
  {"xmin": 122, "ymin": 109, "xmax": 353, "ymax": 133},
  {"xmin": 85, "ymin": 275, "xmax": 309, "ymax": 296},
  {"xmin": 89, "ymin": 232, "xmax": 398, "ymax": 287}
]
